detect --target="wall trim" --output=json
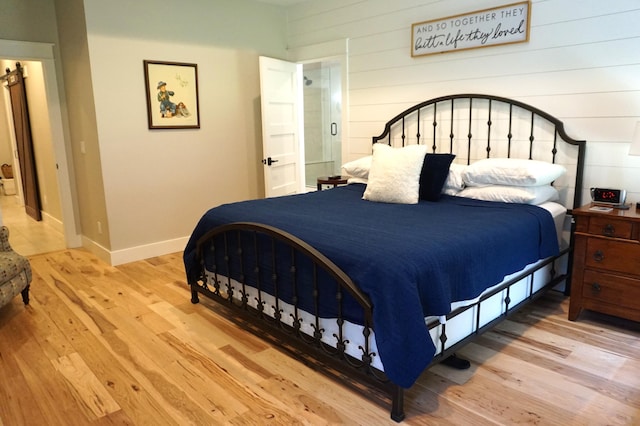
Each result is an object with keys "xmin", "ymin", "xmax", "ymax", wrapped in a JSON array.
[
  {"xmin": 81, "ymin": 235, "xmax": 111, "ymax": 265},
  {"xmin": 42, "ymin": 210, "xmax": 63, "ymax": 234},
  {"xmin": 81, "ymin": 235, "xmax": 188, "ymax": 266}
]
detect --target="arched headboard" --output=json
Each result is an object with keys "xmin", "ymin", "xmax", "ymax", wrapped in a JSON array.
[{"xmin": 372, "ymin": 94, "xmax": 586, "ymax": 209}]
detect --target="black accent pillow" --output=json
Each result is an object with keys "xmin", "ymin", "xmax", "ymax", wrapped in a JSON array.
[{"xmin": 419, "ymin": 153, "xmax": 456, "ymax": 201}]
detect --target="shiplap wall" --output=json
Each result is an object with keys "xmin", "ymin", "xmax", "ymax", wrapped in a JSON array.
[{"xmin": 285, "ymin": 0, "xmax": 640, "ymax": 206}]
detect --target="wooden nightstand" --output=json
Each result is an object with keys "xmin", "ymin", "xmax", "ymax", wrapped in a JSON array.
[
  {"xmin": 316, "ymin": 176, "xmax": 348, "ymax": 191},
  {"xmin": 569, "ymin": 204, "xmax": 640, "ymax": 322}
]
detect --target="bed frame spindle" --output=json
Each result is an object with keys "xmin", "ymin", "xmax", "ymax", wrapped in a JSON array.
[
  {"xmin": 449, "ymin": 101, "xmax": 455, "ymax": 148},
  {"xmin": 507, "ymin": 104, "xmax": 514, "ymax": 157},
  {"xmin": 468, "ymin": 98, "xmax": 475, "ymax": 156},
  {"xmin": 529, "ymin": 111, "xmax": 535, "ymax": 159},
  {"xmin": 486, "ymin": 99, "xmax": 493, "ymax": 158},
  {"xmin": 416, "ymin": 109, "xmax": 421, "ymax": 145},
  {"xmin": 432, "ymin": 103, "xmax": 438, "ymax": 153}
]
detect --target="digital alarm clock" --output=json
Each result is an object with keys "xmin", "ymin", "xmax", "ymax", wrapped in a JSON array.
[{"xmin": 590, "ymin": 187, "xmax": 627, "ymax": 207}]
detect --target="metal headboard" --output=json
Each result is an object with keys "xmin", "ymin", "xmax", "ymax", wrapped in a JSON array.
[{"xmin": 372, "ymin": 94, "xmax": 586, "ymax": 209}]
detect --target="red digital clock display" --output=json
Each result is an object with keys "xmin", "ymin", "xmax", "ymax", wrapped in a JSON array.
[
  {"xmin": 591, "ymin": 188, "xmax": 624, "ymax": 204},
  {"xmin": 599, "ymin": 190, "xmax": 617, "ymax": 200}
]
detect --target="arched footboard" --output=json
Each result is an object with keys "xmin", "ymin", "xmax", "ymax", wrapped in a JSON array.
[{"xmin": 189, "ymin": 221, "xmax": 406, "ymax": 422}]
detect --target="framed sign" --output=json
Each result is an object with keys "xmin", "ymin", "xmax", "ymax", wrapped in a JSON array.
[
  {"xmin": 411, "ymin": 1, "xmax": 530, "ymax": 57},
  {"xmin": 143, "ymin": 60, "xmax": 200, "ymax": 129}
]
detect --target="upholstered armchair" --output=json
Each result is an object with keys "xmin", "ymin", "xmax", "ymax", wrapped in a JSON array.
[{"xmin": 0, "ymin": 226, "xmax": 31, "ymax": 308}]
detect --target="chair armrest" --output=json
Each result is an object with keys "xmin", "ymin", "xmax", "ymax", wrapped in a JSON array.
[{"xmin": 0, "ymin": 226, "xmax": 14, "ymax": 252}]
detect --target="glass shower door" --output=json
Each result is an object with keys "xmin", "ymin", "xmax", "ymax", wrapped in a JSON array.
[{"xmin": 303, "ymin": 60, "xmax": 342, "ymax": 188}]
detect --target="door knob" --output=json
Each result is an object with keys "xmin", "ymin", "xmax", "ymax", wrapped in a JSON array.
[{"xmin": 262, "ymin": 157, "xmax": 279, "ymax": 166}]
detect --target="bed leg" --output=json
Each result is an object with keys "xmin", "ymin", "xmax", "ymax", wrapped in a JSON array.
[
  {"xmin": 390, "ymin": 385, "xmax": 405, "ymax": 422},
  {"xmin": 442, "ymin": 353, "xmax": 471, "ymax": 369},
  {"xmin": 190, "ymin": 287, "xmax": 199, "ymax": 304}
]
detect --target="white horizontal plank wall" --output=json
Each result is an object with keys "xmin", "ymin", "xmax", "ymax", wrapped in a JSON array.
[{"xmin": 286, "ymin": 0, "xmax": 640, "ymax": 205}]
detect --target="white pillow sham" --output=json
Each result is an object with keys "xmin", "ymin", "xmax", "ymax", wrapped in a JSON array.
[
  {"xmin": 462, "ymin": 158, "xmax": 566, "ymax": 187},
  {"xmin": 362, "ymin": 143, "xmax": 428, "ymax": 204},
  {"xmin": 347, "ymin": 177, "xmax": 368, "ymax": 185},
  {"xmin": 443, "ymin": 163, "xmax": 466, "ymax": 193},
  {"xmin": 456, "ymin": 184, "xmax": 559, "ymax": 205},
  {"xmin": 341, "ymin": 155, "xmax": 372, "ymax": 180}
]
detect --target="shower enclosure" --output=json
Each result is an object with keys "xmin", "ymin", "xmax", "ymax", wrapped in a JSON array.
[{"xmin": 302, "ymin": 60, "xmax": 342, "ymax": 188}]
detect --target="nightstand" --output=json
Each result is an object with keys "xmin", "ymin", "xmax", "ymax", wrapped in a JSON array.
[
  {"xmin": 316, "ymin": 176, "xmax": 348, "ymax": 191},
  {"xmin": 569, "ymin": 204, "xmax": 640, "ymax": 322}
]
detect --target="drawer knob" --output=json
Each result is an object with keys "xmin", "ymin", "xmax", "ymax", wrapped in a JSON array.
[
  {"xmin": 591, "ymin": 282, "xmax": 601, "ymax": 293},
  {"xmin": 603, "ymin": 224, "xmax": 615, "ymax": 236},
  {"xmin": 593, "ymin": 250, "xmax": 605, "ymax": 262}
]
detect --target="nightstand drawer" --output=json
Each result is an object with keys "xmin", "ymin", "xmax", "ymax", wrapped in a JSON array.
[
  {"xmin": 570, "ymin": 204, "xmax": 640, "ymax": 322},
  {"xmin": 587, "ymin": 216, "xmax": 633, "ymax": 239},
  {"xmin": 585, "ymin": 238, "xmax": 640, "ymax": 275},
  {"xmin": 582, "ymin": 269, "xmax": 640, "ymax": 311}
]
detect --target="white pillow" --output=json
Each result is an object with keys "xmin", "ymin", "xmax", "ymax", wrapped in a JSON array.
[
  {"xmin": 341, "ymin": 155, "xmax": 372, "ymax": 180},
  {"xmin": 363, "ymin": 143, "xmax": 428, "ymax": 204},
  {"xmin": 443, "ymin": 163, "xmax": 466, "ymax": 193},
  {"xmin": 347, "ymin": 177, "xmax": 368, "ymax": 185},
  {"xmin": 456, "ymin": 184, "xmax": 560, "ymax": 205},
  {"xmin": 462, "ymin": 158, "xmax": 566, "ymax": 187}
]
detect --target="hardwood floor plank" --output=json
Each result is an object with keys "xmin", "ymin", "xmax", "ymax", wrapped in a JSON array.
[
  {"xmin": 51, "ymin": 352, "xmax": 122, "ymax": 419},
  {"xmin": 471, "ymin": 331, "xmax": 640, "ymax": 411},
  {"xmin": 418, "ymin": 364, "xmax": 578, "ymax": 425},
  {"xmin": 156, "ymin": 330, "xmax": 306, "ymax": 422},
  {"xmin": 258, "ymin": 374, "xmax": 347, "ymax": 424},
  {"xmin": 13, "ymin": 338, "xmax": 94, "ymax": 425},
  {"xmin": 149, "ymin": 299, "xmax": 271, "ymax": 353},
  {"xmin": 26, "ymin": 252, "xmax": 183, "ymax": 425},
  {"xmin": 2, "ymin": 249, "xmax": 639, "ymax": 425},
  {"xmin": 0, "ymin": 306, "xmax": 50, "ymax": 426},
  {"xmin": 459, "ymin": 341, "xmax": 635, "ymax": 424},
  {"xmin": 253, "ymin": 347, "xmax": 388, "ymax": 425}
]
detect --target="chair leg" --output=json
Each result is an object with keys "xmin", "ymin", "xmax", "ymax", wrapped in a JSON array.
[{"xmin": 21, "ymin": 285, "xmax": 30, "ymax": 305}]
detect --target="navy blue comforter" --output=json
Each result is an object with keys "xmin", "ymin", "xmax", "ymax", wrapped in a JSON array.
[{"xmin": 183, "ymin": 184, "xmax": 559, "ymax": 388}]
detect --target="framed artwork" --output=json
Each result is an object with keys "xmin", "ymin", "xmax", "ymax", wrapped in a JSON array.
[
  {"xmin": 143, "ymin": 60, "xmax": 200, "ymax": 129},
  {"xmin": 411, "ymin": 1, "xmax": 530, "ymax": 57}
]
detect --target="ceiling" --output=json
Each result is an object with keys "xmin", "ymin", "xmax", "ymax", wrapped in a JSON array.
[{"xmin": 253, "ymin": 0, "xmax": 312, "ymax": 5}]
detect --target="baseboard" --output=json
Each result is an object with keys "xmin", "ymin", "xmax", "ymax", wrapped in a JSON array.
[
  {"xmin": 41, "ymin": 210, "xmax": 63, "ymax": 234},
  {"xmin": 81, "ymin": 235, "xmax": 190, "ymax": 266},
  {"xmin": 81, "ymin": 235, "xmax": 112, "ymax": 264},
  {"xmin": 109, "ymin": 236, "xmax": 189, "ymax": 265}
]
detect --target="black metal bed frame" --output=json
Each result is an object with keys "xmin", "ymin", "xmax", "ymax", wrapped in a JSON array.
[{"xmin": 189, "ymin": 94, "xmax": 586, "ymax": 422}]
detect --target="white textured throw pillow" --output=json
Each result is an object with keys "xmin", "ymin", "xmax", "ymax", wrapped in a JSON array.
[
  {"xmin": 463, "ymin": 158, "xmax": 566, "ymax": 187},
  {"xmin": 363, "ymin": 143, "xmax": 428, "ymax": 204}
]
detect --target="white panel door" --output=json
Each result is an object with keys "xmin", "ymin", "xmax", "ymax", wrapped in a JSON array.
[{"xmin": 259, "ymin": 56, "xmax": 304, "ymax": 197}]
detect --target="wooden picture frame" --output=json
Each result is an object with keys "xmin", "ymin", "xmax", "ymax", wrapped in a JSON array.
[
  {"xmin": 143, "ymin": 60, "xmax": 200, "ymax": 129},
  {"xmin": 411, "ymin": 1, "xmax": 531, "ymax": 57}
]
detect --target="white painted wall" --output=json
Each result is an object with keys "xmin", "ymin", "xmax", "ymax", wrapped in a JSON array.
[
  {"xmin": 78, "ymin": 0, "xmax": 288, "ymax": 263},
  {"xmin": 285, "ymin": 0, "xmax": 640, "ymax": 206}
]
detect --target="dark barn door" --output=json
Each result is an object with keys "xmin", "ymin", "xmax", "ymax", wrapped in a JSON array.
[{"xmin": 4, "ymin": 63, "xmax": 42, "ymax": 221}]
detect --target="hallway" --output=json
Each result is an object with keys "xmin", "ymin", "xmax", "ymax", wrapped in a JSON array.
[{"xmin": 0, "ymin": 193, "xmax": 65, "ymax": 256}]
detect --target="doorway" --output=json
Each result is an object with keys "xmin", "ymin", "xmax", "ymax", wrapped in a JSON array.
[
  {"xmin": 0, "ymin": 39, "xmax": 80, "ymax": 254},
  {"xmin": 302, "ymin": 60, "xmax": 342, "ymax": 189},
  {"xmin": 0, "ymin": 60, "xmax": 65, "ymax": 255}
]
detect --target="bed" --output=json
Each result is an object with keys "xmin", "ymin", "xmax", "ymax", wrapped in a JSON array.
[{"xmin": 183, "ymin": 94, "xmax": 586, "ymax": 421}]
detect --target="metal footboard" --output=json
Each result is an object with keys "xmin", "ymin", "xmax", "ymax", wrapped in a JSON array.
[{"xmin": 189, "ymin": 221, "xmax": 407, "ymax": 421}]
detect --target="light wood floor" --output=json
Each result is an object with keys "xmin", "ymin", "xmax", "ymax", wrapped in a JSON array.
[
  {"xmin": 0, "ymin": 194, "xmax": 66, "ymax": 256},
  {"xmin": 1, "ymin": 248, "xmax": 638, "ymax": 425}
]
